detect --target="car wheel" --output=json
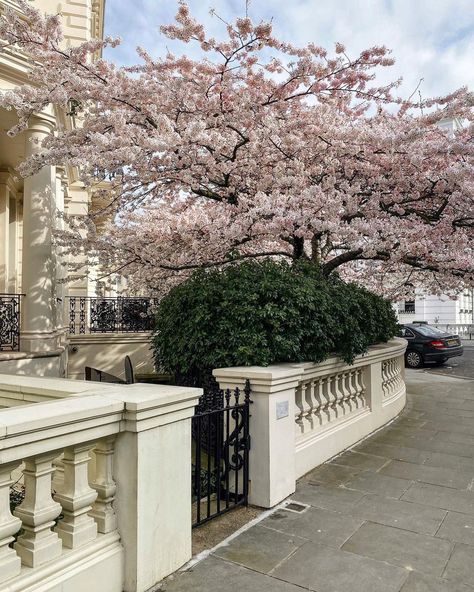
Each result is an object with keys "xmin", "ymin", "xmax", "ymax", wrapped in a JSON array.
[{"xmin": 405, "ymin": 350, "xmax": 423, "ymax": 368}]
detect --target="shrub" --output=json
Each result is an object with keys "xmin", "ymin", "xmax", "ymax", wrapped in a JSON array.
[{"xmin": 152, "ymin": 260, "xmax": 398, "ymax": 384}]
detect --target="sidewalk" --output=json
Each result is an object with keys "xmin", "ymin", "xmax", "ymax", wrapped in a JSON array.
[{"xmin": 161, "ymin": 371, "xmax": 474, "ymax": 592}]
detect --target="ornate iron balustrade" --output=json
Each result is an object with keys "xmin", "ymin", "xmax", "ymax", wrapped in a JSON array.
[
  {"xmin": 0, "ymin": 293, "xmax": 22, "ymax": 352},
  {"xmin": 67, "ymin": 296, "xmax": 158, "ymax": 334}
]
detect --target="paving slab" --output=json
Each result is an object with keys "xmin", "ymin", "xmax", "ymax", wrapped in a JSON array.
[
  {"xmin": 436, "ymin": 511, "xmax": 474, "ymax": 546},
  {"xmin": 261, "ymin": 506, "xmax": 364, "ymax": 547},
  {"xmin": 341, "ymin": 521, "xmax": 453, "ymax": 576},
  {"xmin": 212, "ymin": 524, "xmax": 306, "ymax": 574},
  {"xmin": 160, "ymin": 555, "xmax": 304, "ymax": 591},
  {"xmin": 328, "ymin": 450, "xmax": 389, "ymax": 471},
  {"xmin": 442, "ymin": 543, "xmax": 474, "ymax": 587},
  {"xmin": 271, "ymin": 541, "xmax": 408, "ymax": 592},
  {"xmin": 354, "ymin": 441, "xmax": 432, "ymax": 465},
  {"xmin": 349, "ymin": 493, "xmax": 447, "ymax": 535},
  {"xmin": 344, "ymin": 470, "xmax": 413, "ymax": 498},
  {"xmin": 292, "ymin": 481, "xmax": 365, "ymax": 512},
  {"xmin": 424, "ymin": 451, "xmax": 474, "ymax": 472},
  {"xmin": 379, "ymin": 459, "xmax": 472, "ymax": 490},
  {"xmin": 303, "ymin": 462, "xmax": 363, "ymax": 485},
  {"xmin": 400, "ymin": 571, "xmax": 474, "ymax": 592},
  {"xmin": 401, "ymin": 482, "xmax": 474, "ymax": 515}
]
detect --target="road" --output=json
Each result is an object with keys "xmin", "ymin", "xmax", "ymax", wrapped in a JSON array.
[{"xmin": 425, "ymin": 341, "xmax": 474, "ymax": 379}]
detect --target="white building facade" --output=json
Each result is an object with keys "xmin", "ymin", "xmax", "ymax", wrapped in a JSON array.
[{"xmin": 0, "ymin": 0, "xmax": 154, "ymax": 378}]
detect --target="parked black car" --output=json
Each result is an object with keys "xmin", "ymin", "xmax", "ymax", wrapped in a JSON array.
[{"xmin": 399, "ymin": 324, "xmax": 464, "ymax": 368}]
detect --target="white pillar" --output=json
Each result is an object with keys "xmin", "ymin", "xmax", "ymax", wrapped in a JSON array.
[
  {"xmin": 213, "ymin": 366, "xmax": 302, "ymax": 508},
  {"xmin": 0, "ymin": 177, "xmax": 9, "ymax": 292},
  {"xmin": 112, "ymin": 384, "xmax": 201, "ymax": 592},
  {"xmin": 20, "ymin": 117, "xmax": 58, "ymax": 352}
]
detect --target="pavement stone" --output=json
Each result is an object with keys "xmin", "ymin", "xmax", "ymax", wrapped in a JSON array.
[
  {"xmin": 271, "ymin": 541, "xmax": 408, "ymax": 592},
  {"xmin": 354, "ymin": 441, "xmax": 432, "ymax": 465},
  {"xmin": 303, "ymin": 462, "xmax": 363, "ymax": 486},
  {"xmin": 212, "ymin": 524, "xmax": 306, "ymax": 574},
  {"xmin": 379, "ymin": 459, "xmax": 472, "ymax": 489},
  {"xmin": 401, "ymin": 482, "xmax": 474, "ymax": 515},
  {"xmin": 442, "ymin": 543, "xmax": 474, "ymax": 587},
  {"xmin": 344, "ymin": 470, "xmax": 413, "ymax": 498},
  {"xmin": 400, "ymin": 571, "xmax": 474, "ymax": 592},
  {"xmin": 160, "ymin": 555, "xmax": 304, "ymax": 591},
  {"xmin": 349, "ymin": 493, "xmax": 447, "ymax": 535},
  {"xmin": 341, "ymin": 521, "xmax": 453, "ymax": 576},
  {"xmin": 328, "ymin": 450, "xmax": 389, "ymax": 471},
  {"xmin": 261, "ymin": 506, "xmax": 364, "ymax": 547},
  {"xmin": 292, "ymin": 481, "xmax": 366, "ymax": 512},
  {"xmin": 436, "ymin": 511, "xmax": 474, "ymax": 546}
]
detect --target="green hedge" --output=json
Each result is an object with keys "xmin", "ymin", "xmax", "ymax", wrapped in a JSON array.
[{"xmin": 152, "ymin": 261, "xmax": 398, "ymax": 385}]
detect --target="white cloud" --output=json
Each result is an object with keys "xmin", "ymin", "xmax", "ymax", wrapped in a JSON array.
[{"xmin": 104, "ymin": 0, "xmax": 474, "ymax": 99}]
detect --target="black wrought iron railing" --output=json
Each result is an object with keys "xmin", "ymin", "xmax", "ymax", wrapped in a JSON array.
[
  {"xmin": 67, "ymin": 296, "xmax": 158, "ymax": 334},
  {"xmin": 0, "ymin": 293, "xmax": 23, "ymax": 352},
  {"xmin": 192, "ymin": 378, "xmax": 251, "ymax": 528}
]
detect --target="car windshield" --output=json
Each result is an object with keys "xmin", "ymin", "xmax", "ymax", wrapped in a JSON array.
[{"xmin": 413, "ymin": 325, "xmax": 447, "ymax": 337}]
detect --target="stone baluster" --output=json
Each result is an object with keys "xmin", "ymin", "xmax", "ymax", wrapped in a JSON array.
[
  {"xmin": 310, "ymin": 379, "xmax": 323, "ymax": 427},
  {"xmin": 348, "ymin": 370, "xmax": 358, "ymax": 408},
  {"xmin": 319, "ymin": 377, "xmax": 331, "ymax": 424},
  {"xmin": 0, "ymin": 462, "xmax": 22, "ymax": 583},
  {"xmin": 52, "ymin": 454, "xmax": 65, "ymax": 495},
  {"xmin": 381, "ymin": 361, "xmax": 388, "ymax": 397},
  {"xmin": 294, "ymin": 384, "xmax": 305, "ymax": 435},
  {"xmin": 356, "ymin": 369, "xmax": 367, "ymax": 405},
  {"xmin": 313, "ymin": 378, "xmax": 324, "ymax": 427},
  {"xmin": 90, "ymin": 436, "xmax": 117, "ymax": 533},
  {"xmin": 327, "ymin": 375, "xmax": 338, "ymax": 421},
  {"xmin": 303, "ymin": 381, "xmax": 316, "ymax": 432},
  {"xmin": 14, "ymin": 453, "xmax": 62, "ymax": 567},
  {"xmin": 342, "ymin": 372, "xmax": 352, "ymax": 413},
  {"xmin": 54, "ymin": 444, "xmax": 98, "ymax": 549},
  {"xmin": 334, "ymin": 373, "xmax": 345, "ymax": 416}
]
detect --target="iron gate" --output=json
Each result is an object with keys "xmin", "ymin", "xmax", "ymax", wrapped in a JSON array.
[{"xmin": 192, "ymin": 379, "xmax": 251, "ymax": 527}]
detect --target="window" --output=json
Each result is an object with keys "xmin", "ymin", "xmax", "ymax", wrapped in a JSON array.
[
  {"xmin": 403, "ymin": 301, "xmax": 415, "ymax": 313},
  {"xmin": 414, "ymin": 325, "xmax": 446, "ymax": 337}
]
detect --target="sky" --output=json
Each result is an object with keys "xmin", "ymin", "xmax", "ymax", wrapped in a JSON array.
[{"xmin": 103, "ymin": 0, "xmax": 474, "ymax": 102}]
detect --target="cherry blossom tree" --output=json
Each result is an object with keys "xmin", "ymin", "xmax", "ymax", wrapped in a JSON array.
[{"xmin": 1, "ymin": 0, "xmax": 473, "ymax": 297}]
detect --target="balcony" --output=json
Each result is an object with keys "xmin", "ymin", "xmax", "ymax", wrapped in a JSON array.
[{"xmin": 67, "ymin": 296, "xmax": 157, "ymax": 335}]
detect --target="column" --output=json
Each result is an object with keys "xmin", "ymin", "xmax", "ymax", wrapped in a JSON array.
[
  {"xmin": 0, "ymin": 174, "xmax": 9, "ymax": 292},
  {"xmin": 20, "ymin": 116, "xmax": 58, "ymax": 352},
  {"xmin": 213, "ymin": 365, "xmax": 302, "ymax": 508},
  {"xmin": 113, "ymin": 384, "xmax": 201, "ymax": 592},
  {"xmin": 55, "ymin": 171, "xmax": 68, "ymax": 345}
]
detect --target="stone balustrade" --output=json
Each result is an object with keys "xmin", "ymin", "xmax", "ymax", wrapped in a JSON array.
[
  {"xmin": 0, "ymin": 378, "xmax": 201, "ymax": 592},
  {"xmin": 214, "ymin": 338, "xmax": 407, "ymax": 508}
]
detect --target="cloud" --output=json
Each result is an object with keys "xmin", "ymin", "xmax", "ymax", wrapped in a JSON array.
[{"xmin": 104, "ymin": 0, "xmax": 474, "ymax": 99}]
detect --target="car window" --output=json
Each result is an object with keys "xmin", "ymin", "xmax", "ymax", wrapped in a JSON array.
[
  {"xmin": 414, "ymin": 325, "xmax": 446, "ymax": 337},
  {"xmin": 400, "ymin": 327, "xmax": 415, "ymax": 338}
]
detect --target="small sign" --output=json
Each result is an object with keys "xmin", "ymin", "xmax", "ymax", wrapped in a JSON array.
[{"xmin": 276, "ymin": 400, "xmax": 289, "ymax": 420}]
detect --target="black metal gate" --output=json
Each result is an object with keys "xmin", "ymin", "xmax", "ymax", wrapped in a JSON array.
[{"xmin": 192, "ymin": 379, "xmax": 251, "ymax": 527}]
